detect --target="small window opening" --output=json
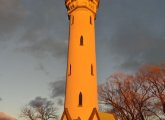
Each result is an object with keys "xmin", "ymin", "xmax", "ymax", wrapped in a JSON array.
[
  {"xmin": 80, "ymin": 36, "xmax": 83, "ymax": 46},
  {"xmin": 90, "ymin": 16, "xmax": 92, "ymax": 25},
  {"xmin": 68, "ymin": 64, "xmax": 71, "ymax": 76},
  {"xmin": 91, "ymin": 64, "xmax": 94, "ymax": 76},
  {"xmin": 71, "ymin": 16, "xmax": 74, "ymax": 25},
  {"xmin": 79, "ymin": 92, "xmax": 82, "ymax": 106}
]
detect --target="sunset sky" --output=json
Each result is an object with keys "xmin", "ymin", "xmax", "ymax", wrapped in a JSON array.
[{"xmin": 0, "ymin": 0, "xmax": 165, "ymax": 119}]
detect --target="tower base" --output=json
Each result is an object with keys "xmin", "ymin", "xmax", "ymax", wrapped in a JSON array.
[{"xmin": 61, "ymin": 108, "xmax": 100, "ymax": 120}]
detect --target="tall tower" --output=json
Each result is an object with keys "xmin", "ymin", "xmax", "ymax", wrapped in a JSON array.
[{"xmin": 61, "ymin": 0, "xmax": 100, "ymax": 120}]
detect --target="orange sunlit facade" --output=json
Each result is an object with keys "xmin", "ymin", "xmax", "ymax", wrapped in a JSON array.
[{"xmin": 61, "ymin": 0, "xmax": 116, "ymax": 120}]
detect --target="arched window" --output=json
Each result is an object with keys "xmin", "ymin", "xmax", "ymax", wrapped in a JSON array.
[
  {"xmin": 90, "ymin": 16, "xmax": 92, "ymax": 25},
  {"xmin": 80, "ymin": 36, "xmax": 83, "ymax": 46},
  {"xmin": 68, "ymin": 64, "xmax": 71, "ymax": 76},
  {"xmin": 91, "ymin": 64, "xmax": 94, "ymax": 76},
  {"xmin": 79, "ymin": 92, "xmax": 82, "ymax": 106}
]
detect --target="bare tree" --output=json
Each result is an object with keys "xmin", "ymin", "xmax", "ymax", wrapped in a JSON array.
[
  {"xmin": 99, "ymin": 72, "xmax": 160, "ymax": 120},
  {"xmin": 20, "ymin": 97, "xmax": 58, "ymax": 120},
  {"xmin": 20, "ymin": 106, "xmax": 36, "ymax": 120},
  {"xmin": 139, "ymin": 64, "xmax": 165, "ymax": 117}
]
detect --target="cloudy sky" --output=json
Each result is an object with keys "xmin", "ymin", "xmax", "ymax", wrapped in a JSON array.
[{"xmin": 0, "ymin": 0, "xmax": 165, "ymax": 119}]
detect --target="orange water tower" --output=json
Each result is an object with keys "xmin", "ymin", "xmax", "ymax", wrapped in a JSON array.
[{"xmin": 61, "ymin": 0, "xmax": 116, "ymax": 120}]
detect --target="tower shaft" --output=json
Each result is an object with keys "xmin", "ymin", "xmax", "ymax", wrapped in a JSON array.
[{"xmin": 62, "ymin": 0, "xmax": 100, "ymax": 120}]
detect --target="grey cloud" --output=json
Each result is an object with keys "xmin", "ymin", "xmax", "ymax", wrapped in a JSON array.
[
  {"xmin": 0, "ymin": 0, "xmax": 25, "ymax": 33},
  {"xmin": 16, "ymin": 0, "xmax": 68, "ymax": 58},
  {"xmin": 0, "ymin": 98, "xmax": 2, "ymax": 101},
  {"xmin": 50, "ymin": 80, "xmax": 65, "ymax": 98},
  {"xmin": 96, "ymin": 0, "xmax": 165, "ymax": 71},
  {"xmin": 29, "ymin": 96, "xmax": 54, "ymax": 108},
  {"xmin": 35, "ymin": 63, "xmax": 50, "ymax": 75},
  {"xmin": 20, "ymin": 0, "xmax": 68, "ymax": 36},
  {"xmin": 57, "ymin": 98, "xmax": 64, "ymax": 106},
  {"xmin": 20, "ymin": 35, "xmax": 68, "ymax": 58}
]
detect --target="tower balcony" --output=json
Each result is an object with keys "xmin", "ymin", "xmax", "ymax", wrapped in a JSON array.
[{"xmin": 65, "ymin": 0, "xmax": 99, "ymax": 17}]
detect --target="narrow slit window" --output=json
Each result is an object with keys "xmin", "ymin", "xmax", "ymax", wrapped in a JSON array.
[
  {"xmin": 69, "ymin": 64, "xmax": 71, "ymax": 76},
  {"xmin": 79, "ymin": 92, "xmax": 82, "ymax": 106},
  {"xmin": 72, "ymin": 16, "xmax": 74, "ymax": 24},
  {"xmin": 90, "ymin": 16, "xmax": 92, "ymax": 25},
  {"xmin": 80, "ymin": 36, "xmax": 83, "ymax": 46},
  {"xmin": 91, "ymin": 64, "xmax": 94, "ymax": 76}
]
